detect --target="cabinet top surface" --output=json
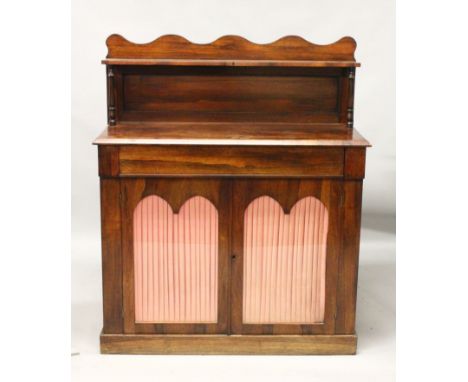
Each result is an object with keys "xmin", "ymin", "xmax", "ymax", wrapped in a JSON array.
[{"xmin": 93, "ymin": 124, "xmax": 370, "ymax": 147}]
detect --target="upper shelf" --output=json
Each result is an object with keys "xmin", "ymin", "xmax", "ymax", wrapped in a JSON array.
[{"xmin": 103, "ymin": 34, "xmax": 360, "ymax": 67}]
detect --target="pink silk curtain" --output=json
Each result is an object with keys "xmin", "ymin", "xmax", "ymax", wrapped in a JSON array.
[
  {"xmin": 243, "ymin": 196, "xmax": 328, "ymax": 324},
  {"xmin": 133, "ymin": 195, "xmax": 218, "ymax": 323}
]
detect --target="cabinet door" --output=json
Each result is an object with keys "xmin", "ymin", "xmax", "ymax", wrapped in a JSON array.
[
  {"xmin": 121, "ymin": 178, "xmax": 230, "ymax": 334},
  {"xmin": 231, "ymin": 179, "xmax": 342, "ymax": 334}
]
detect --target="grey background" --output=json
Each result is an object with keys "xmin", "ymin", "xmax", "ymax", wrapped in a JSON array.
[{"xmin": 72, "ymin": 1, "xmax": 395, "ymax": 380}]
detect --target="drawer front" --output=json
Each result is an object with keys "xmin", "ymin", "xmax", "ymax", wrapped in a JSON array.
[{"xmin": 118, "ymin": 145, "xmax": 344, "ymax": 177}]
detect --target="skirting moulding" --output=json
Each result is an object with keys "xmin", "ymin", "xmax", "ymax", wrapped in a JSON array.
[{"xmin": 94, "ymin": 34, "xmax": 370, "ymax": 355}]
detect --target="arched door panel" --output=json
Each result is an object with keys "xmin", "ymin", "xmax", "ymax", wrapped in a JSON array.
[
  {"xmin": 133, "ymin": 195, "xmax": 218, "ymax": 323},
  {"xmin": 243, "ymin": 195, "xmax": 328, "ymax": 324},
  {"xmin": 231, "ymin": 179, "xmax": 342, "ymax": 335},
  {"xmin": 121, "ymin": 178, "xmax": 230, "ymax": 334}
]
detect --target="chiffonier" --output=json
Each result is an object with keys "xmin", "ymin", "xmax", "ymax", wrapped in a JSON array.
[{"xmin": 94, "ymin": 34, "xmax": 370, "ymax": 355}]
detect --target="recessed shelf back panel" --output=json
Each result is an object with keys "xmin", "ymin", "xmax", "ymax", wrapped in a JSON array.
[{"xmin": 119, "ymin": 66, "xmax": 341, "ymax": 123}]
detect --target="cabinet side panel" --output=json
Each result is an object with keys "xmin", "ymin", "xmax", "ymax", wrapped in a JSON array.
[
  {"xmin": 100, "ymin": 178, "xmax": 123, "ymax": 333},
  {"xmin": 335, "ymin": 180, "xmax": 362, "ymax": 333}
]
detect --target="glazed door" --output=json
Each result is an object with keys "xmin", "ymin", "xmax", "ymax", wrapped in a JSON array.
[
  {"xmin": 230, "ymin": 179, "xmax": 342, "ymax": 334},
  {"xmin": 120, "ymin": 178, "xmax": 230, "ymax": 334}
]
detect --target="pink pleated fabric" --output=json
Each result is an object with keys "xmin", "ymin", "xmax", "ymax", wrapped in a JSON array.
[
  {"xmin": 243, "ymin": 196, "xmax": 328, "ymax": 324},
  {"xmin": 133, "ymin": 195, "xmax": 218, "ymax": 323}
]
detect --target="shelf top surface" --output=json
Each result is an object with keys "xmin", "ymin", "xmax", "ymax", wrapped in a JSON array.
[
  {"xmin": 93, "ymin": 123, "xmax": 370, "ymax": 147},
  {"xmin": 102, "ymin": 58, "xmax": 360, "ymax": 68}
]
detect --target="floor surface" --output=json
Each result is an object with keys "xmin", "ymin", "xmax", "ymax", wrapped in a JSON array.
[{"xmin": 71, "ymin": 215, "xmax": 395, "ymax": 381}]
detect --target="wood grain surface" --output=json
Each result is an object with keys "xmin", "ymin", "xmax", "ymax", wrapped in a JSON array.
[
  {"xmin": 105, "ymin": 34, "xmax": 359, "ymax": 63},
  {"xmin": 93, "ymin": 125, "xmax": 371, "ymax": 147},
  {"xmin": 118, "ymin": 145, "xmax": 344, "ymax": 177},
  {"xmin": 100, "ymin": 333, "xmax": 357, "ymax": 355}
]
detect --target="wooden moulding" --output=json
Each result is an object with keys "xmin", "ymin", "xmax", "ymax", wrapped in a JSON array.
[
  {"xmin": 103, "ymin": 34, "xmax": 360, "ymax": 67},
  {"xmin": 100, "ymin": 333, "xmax": 357, "ymax": 355}
]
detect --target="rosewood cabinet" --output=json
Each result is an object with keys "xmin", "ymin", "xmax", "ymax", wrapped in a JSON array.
[{"xmin": 95, "ymin": 34, "xmax": 370, "ymax": 354}]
